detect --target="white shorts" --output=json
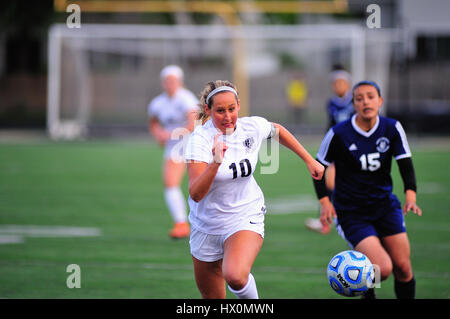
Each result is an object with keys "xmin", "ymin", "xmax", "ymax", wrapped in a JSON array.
[
  {"xmin": 164, "ymin": 137, "xmax": 187, "ymax": 163},
  {"xmin": 189, "ymin": 211, "xmax": 265, "ymax": 262}
]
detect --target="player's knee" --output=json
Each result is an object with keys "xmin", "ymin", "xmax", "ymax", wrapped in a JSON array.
[
  {"xmin": 377, "ymin": 259, "xmax": 393, "ymax": 281},
  {"xmin": 393, "ymin": 259, "xmax": 413, "ymax": 281},
  {"xmin": 223, "ymin": 269, "xmax": 248, "ymax": 291}
]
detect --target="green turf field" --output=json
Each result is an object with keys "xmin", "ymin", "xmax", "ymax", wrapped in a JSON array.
[{"xmin": 0, "ymin": 137, "xmax": 449, "ymax": 298}]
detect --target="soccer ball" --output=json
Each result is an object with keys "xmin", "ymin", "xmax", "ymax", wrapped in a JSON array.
[{"xmin": 327, "ymin": 250, "xmax": 375, "ymax": 297}]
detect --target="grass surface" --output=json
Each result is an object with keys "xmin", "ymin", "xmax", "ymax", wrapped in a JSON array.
[{"xmin": 0, "ymin": 138, "xmax": 449, "ymax": 298}]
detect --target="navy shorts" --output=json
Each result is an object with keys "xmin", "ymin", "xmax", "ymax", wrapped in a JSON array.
[{"xmin": 335, "ymin": 195, "xmax": 406, "ymax": 248}]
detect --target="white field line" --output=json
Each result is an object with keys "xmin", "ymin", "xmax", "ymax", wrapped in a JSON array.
[
  {"xmin": 420, "ymin": 182, "xmax": 446, "ymax": 194},
  {"xmin": 265, "ymin": 194, "xmax": 318, "ymax": 215},
  {"xmin": 0, "ymin": 235, "xmax": 24, "ymax": 244},
  {"xmin": 0, "ymin": 225, "xmax": 101, "ymax": 245},
  {"xmin": 0, "ymin": 225, "xmax": 101, "ymax": 237}
]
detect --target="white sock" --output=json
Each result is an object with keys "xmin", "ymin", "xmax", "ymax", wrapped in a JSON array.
[
  {"xmin": 164, "ymin": 187, "xmax": 187, "ymax": 223},
  {"xmin": 228, "ymin": 273, "xmax": 259, "ymax": 299}
]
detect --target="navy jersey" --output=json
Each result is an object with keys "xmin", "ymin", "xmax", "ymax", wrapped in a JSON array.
[
  {"xmin": 326, "ymin": 92, "xmax": 354, "ymax": 129},
  {"xmin": 317, "ymin": 115, "xmax": 412, "ymax": 211}
]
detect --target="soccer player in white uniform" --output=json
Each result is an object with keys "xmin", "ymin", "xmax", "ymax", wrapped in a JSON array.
[
  {"xmin": 184, "ymin": 80, "xmax": 324, "ymax": 299},
  {"xmin": 148, "ymin": 65, "xmax": 198, "ymax": 238}
]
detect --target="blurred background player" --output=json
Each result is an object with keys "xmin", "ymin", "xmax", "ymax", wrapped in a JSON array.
[
  {"xmin": 314, "ymin": 80, "xmax": 422, "ymax": 299},
  {"xmin": 305, "ymin": 66, "xmax": 354, "ymax": 234},
  {"xmin": 326, "ymin": 66, "xmax": 354, "ymax": 129},
  {"xmin": 184, "ymin": 80, "xmax": 324, "ymax": 299},
  {"xmin": 147, "ymin": 65, "xmax": 199, "ymax": 239},
  {"xmin": 285, "ymin": 74, "xmax": 308, "ymax": 127}
]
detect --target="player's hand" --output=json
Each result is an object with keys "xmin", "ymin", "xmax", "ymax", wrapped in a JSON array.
[
  {"xmin": 212, "ymin": 132, "xmax": 228, "ymax": 164},
  {"xmin": 403, "ymin": 189, "xmax": 422, "ymax": 216},
  {"xmin": 319, "ymin": 197, "xmax": 337, "ymax": 226},
  {"xmin": 308, "ymin": 160, "xmax": 325, "ymax": 181},
  {"xmin": 403, "ymin": 202, "xmax": 422, "ymax": 216},
  {"xmin": 155, "ymin": 129, "xmax": 171, "ymax": 146}
]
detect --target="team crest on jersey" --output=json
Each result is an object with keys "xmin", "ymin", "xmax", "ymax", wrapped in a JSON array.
[
  {"xmin": 376, "ymin": 137, "xmax": 390, "ymax": 153},
  {"xmin": 243, "ymin": 137, "xmax": 255, "ymax": 152}
]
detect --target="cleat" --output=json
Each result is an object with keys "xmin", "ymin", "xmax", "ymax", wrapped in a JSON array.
[
  {"xmin": 305, "ymin": 218, "xmax": 331, "ymax": 234},
  {"xmin": 361, "ymin": 288, "xmax": 377, "ymax": 299}
]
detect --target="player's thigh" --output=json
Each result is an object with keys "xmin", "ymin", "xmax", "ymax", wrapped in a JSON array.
[
  {"xmin": 355, "ymin": 235, "xmax": 393, "ymax": 281},
  {"xmin": 163, "ymin": 159, "xmax": 186, "ymax": 187},
  {"xmin": 222, "ymin": 230, "xmax": 263, "ymax": 286},
  {"xmin": 381, "ymin": 232, "xmax": 413, "ymax": 281},
  {"xmin": 192, "ymin": 256, "xmax": 226, "ymax": 299}
]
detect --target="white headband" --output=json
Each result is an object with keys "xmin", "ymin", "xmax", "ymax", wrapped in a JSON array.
[
  {"xmin": 160, "ymin": 65, "xmax": 184, "ymax": 80},
  {"xmin": 329, "ymin": 70, "xmax": 352, "ymax": 83},
  {"xmin": 206, "ymin": 86, "xmax": 238, "ymax": 104}
]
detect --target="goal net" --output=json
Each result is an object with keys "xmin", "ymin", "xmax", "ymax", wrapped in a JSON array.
[{"xmin": 47, "ymin": 23, "xmax": 393, "ymax": 139}]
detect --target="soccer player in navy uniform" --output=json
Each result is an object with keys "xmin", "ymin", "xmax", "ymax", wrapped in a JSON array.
[
  {"xmin": 313, "ymin": 81, "xmax": 422, "ymax": 299},
  {"xmin": 326, "ymin": 68, "xmax": 354, "ymax": 129}
]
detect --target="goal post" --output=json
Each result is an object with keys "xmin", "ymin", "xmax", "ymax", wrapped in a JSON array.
[{"xmin": 47, "ymin": 23, "xmax": 392, "ymax": 139}]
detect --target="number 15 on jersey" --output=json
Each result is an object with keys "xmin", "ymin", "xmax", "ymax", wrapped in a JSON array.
[{"xmin": 359, "ymin": 152, "xmax": 381, "ymax": 171}]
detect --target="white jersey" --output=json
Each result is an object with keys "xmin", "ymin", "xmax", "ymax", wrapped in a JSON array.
[
  {"xmin": 148, "ymin": 87, "xmax": 199, "ymax": 132},
  {"xmin": 184, "ymin": 116, "xmax": 274, "ymax": 235}
]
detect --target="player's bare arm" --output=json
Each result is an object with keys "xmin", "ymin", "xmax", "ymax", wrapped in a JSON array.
[
  {"xmin": 149, "ymin": 117, "xmax": 170, "ymax": 145},
  {"xmin": 272, "ymin": 122, "xmax": 325, "ymax": 180},
  {"xmin": 319, "ymin": 196, "xmax": 337, "ymax": 226},
  {"xmin": 185, "ymin": 110, "xmax": 197, "ymax": 132},
  {"xmin": 187, "ymin": 133, "xmax": 228, "ymax": 202}
]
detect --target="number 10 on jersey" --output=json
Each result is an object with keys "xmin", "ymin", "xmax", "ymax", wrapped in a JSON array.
[{"xmin": 229, "ymin": 159, "xmax": 252, "ymax": 179}]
